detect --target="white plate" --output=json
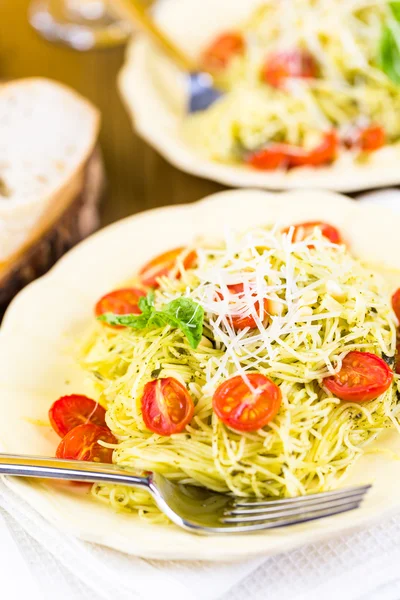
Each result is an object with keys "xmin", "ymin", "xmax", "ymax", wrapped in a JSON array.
[
  {"xmin": 1, "ymin": 189, "xmax": 400, "ymax": 561},
  {"xmin": 119, "ymin": 0, "xmax": 400, "ymax": 193}
]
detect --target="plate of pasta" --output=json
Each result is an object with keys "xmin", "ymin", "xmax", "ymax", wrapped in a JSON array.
[
  {"xmin": 1, "ymin": 189, "xmax": 400, "ymax": 560},
  {"xmin": 120, "ymin": 0, "xmax": 400, "ymax": 191}
]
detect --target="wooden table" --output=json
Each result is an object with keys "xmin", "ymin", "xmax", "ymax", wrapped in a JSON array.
[{"xmin": 0, "ymin": 0, "xmax": 226, "ymax": 226}]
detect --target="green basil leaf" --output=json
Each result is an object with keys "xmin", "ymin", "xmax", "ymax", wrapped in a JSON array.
[
  {"xmin": 97, "ymin": 294, "xmax": 204, "ymax": 349},
  {"xmin": 378, "ymin": 24, "xmax": 400, "ymax": 84},
  {"xmin": 159, "ymin": 297, "xmax": 204, "ymax": 349},
  {"xmin": 138, "ymin": 292, "xmax": 155, "ymax": 315},
  {"xmin": 390, "ymin": 2, "xmax": 400, "ymax": 20},
  {"xmin": 97, "ymin": 311, "xmax": 151, "ymax": 329}
]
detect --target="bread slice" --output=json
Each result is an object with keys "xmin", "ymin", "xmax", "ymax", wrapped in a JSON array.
[{"xmin": 0, "ymin": 78, "xmax": 102, "ymax": 313}]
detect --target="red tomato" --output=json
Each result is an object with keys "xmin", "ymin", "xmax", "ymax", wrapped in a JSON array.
[
  {"xmin": 262, "ymin": 49, "xmax": 317, "ymax": 88},
  {"xmin": 56, "ymin": 424, "xmax": 116, "ymax": 463},
  {"xmin": 289, "ymin": 131, "xmax": 338, "ymax": 167},
  {"xmin": 360, "ymin": 125, "xmax": 385, "ymax": 151},
  {"xmin": 392, "ymin": 288, "xmax": 400, "ymax": 321},
  {"xmin": 324, "ymin": 351, "xmax": 393, "ymax": 402},
  {"xmin": 246, "ymin": 146, "xmax": 290, "ymax": 170},
  {"xmin": 346, "ymin": 125, "xmax": 385, "ymax": 152},
  {"xmin": 95, "ymin": 288, "xmax": 146, "ymax": 323},
  {"xmin": 247, "ymin": 132, "xmax": 338, "ymax": 170},
  {"xmin": 141, "ymin": 377, "xmax": 195, "ymax": 436},
  {"xmin": 49, "ymin": 394, "xmax": 107, "ymax": 438},
  {"xmin": 139, "ymin": 248, "xmax": 197, "ymax": 288},
  {"xmin": 213, "ymin": 373, "xmax": 282, "ymax": 432},
  {"xmin": 201, "ymin": 32, "xmax": 245, "ymax": 70},
  {"xmin": 219, "ymin": 283, "xmax": 270, "ymax": 330},
  {"xmin": 283, "ymin": 221, "xmax": 342, "ymax": 245}
]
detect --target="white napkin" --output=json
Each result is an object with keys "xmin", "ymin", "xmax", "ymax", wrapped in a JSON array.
[
  {"xmin": 3, "ymin": 477, "xmax": 400, "ymax": 600},
  {"xmin": 0, "ymin": 510, "xmax": 42, "ymax": 600},
  {"xmin": 0, "ymin": 480, "xmax": 264, "ymax": 600},
  {"xmin": 1, "ymin": 189, "xmax": 400, "ymax": 600}
]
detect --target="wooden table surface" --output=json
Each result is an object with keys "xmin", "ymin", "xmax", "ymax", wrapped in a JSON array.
[{"xmin": 0, "ymin": 0, "xmax": 226, "ymax": 227}]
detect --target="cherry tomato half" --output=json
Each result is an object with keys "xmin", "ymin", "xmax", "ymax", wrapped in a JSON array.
[
  {"xmin": 392, "ymin": 288, "xmax": 400, "ymax": 322},
  {"xmin": 262, "ymin": 49, "xmax": 317, "ymax": 88},
  {"xmin": 141, "ymin": 377, "xmax": 195, "ymax": 436},
  {"xmin": 95, "ymin": 288, "xmax": 146, "ymax": 329},
  {"xmin": 246, "ymin": 145, "xmax": 290, "ymax": 170},
  {"xmin": 56, "ymin": 424, "xmax": 116, "ymax": 463},
  {"xmin": 246, "ymin": 132, "xmax": 338, "ymax": 170},
  {"xmin": 283, "ymin": 221, "xmax": 342, "ymax": 245},
  {"xmin": 213, "ymin": 373, "xmax": 281, "ymax": 432},
  {"xmin": 218, "ymin": 283, "xmax": 270, "ymax": 330},
  {"xmin": 346, "ymin": 125, "xmax": 385, "ymax": 153},
  {"xmin": 324, "ymin": 351, "xmax": 393, "ymax": 402},
  {"xmin": 360, "ymin": 125, "xmax": 385, "ymax": 151},
  {"xmin": 290, "ymin": 131, "xmax": 338, "ymax": 167},
  {"xmin": 201, "ymin": 32, "xmax": 245, "ymax": 71},
  {"xmin": 49, "ymin": 394, "xmax": 107, "ymax": 438},
  {"xmin": 139, "ymin": 248, "xmax": 197, "ymax": 288}
]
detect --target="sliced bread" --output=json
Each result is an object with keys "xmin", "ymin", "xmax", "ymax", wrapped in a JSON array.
[
  {"xmin": 0, "ymin": 78, "xmax": 103, "ymax": 314},
  {"xmin": 0, "ymin": 77, "xmax": 100, "ymax": 263}
]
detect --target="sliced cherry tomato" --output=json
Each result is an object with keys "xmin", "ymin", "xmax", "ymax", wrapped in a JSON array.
[
  {"xmin": 289, "ymin": 131, "xmax": 338, "ymax": 167},
  {"xmin": 282, "ymin": 221, "xmax": 342, "ymax": 245},
  {"xmin": 95, "ymin": 287, "xmax": 146, "ymax": 326},
  {"xmin": 56, "ymin": 424, "xmax": 116, "ymax": 463},
  {"xmin": 346, "ymin": 125, "xmax": 385, "ymax": 153},
  {"xmin": 218, "ymin": 283, "xmax": 270, "ymax": 330},
  {"xmin": 324, "ymin": 351, "xmax": 393, "ymax": 402},
  {"xmin": 360, "ymin": 125, "xmax": 385, "ymax": 151},
  {"xmin": 49, "ymin": 394, "xmax": 107, "ymax": 438},
  {"xmin": 392, "ymin": 288, "xmax": 400, "ymax": 321},
  {"xmin": 141, "ymin": 377, "xmax": 195, "ymax": 436},
  {"xmin": 246, "ymin": 145, "xmax": 289, "ymax": 170},
  {"xmin": 139, "ymin": 248, "xmax": 197, "ymax": 288},
  {"xmin": 262, "ymin": 49, "xmax": 317, "ymax": 88},
  {"xmin": 213, "ymin": 373, "xmax": 281, "ymax": 432},
  {"xmin": 201, "ymin": 32, "xmax": 245, "ymax": 71},
  {"xmin": 246, "ymin": 131, "xmax": 338, "ymax": 170}
]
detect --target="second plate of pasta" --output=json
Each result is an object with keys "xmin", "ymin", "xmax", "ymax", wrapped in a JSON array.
[{"xmin": 120, "ymin": 0, "xmax": 400, "ymax": 191}]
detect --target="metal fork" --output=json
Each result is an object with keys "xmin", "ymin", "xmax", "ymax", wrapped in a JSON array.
[{"xmin": 0, "ymin": 454, "xmax": 371, "ymax": 534}]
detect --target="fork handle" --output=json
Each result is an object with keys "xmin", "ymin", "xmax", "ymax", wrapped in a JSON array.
[
  {"xmin": 0, "ymin": 454, "xmax": 151, "ymax": 489},
  {"xmin": 111, "ymin": 0, "xmax": 198, "ymax": 73}
]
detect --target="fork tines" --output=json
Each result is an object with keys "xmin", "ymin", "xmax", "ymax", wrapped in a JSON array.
[{"xmin": 221, "ymin": 485, "xmax": 371, "ymax": 525}]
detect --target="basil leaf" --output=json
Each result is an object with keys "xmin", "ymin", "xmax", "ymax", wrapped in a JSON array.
[
  {"xmin": 98, "ymin": 311, "xmax": 151, "ymax": 329},
  {"xmin": 159, "ymin": 297, "xmax": 204, "ymax": 349},
  {"xmin": 97, "ymin": 294, "xmax": 204, "ymax": 349},
  {"xmin": 390, "ymin": 2, "xmax": 400, "ymax": 20},
  {"xmin": 138, "ymin": 292, "xmax": 155, "ymax": 315},
  {"xmin": 378, "ymin": 23, "xmax": 400, "ymax": 84}
]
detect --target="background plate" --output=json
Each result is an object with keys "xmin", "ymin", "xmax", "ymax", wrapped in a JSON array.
[{"xmin": 119, "ymin": 0, "xmax": 400, "ymax": 192}]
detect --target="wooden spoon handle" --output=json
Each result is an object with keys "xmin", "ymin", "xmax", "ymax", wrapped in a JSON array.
[{"xmin": 111, "ymin": 0, "xmax": 198, "ymax": 72}]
